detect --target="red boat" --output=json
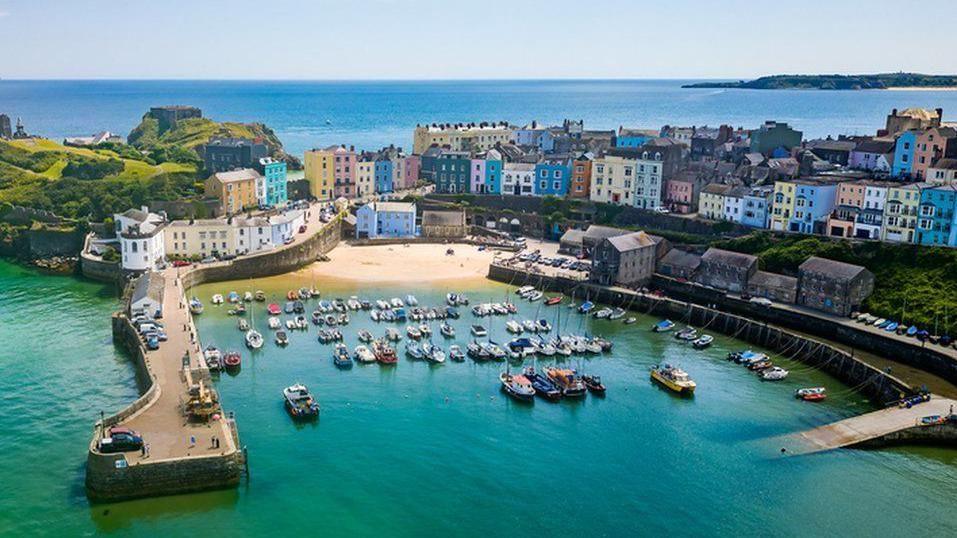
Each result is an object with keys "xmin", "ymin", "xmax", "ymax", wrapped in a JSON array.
[
  {"xmin": 286, "ymin": 290, "xmax": 298, "ymax": 301},
  {"xmin": 374, "ymin": 342, "xmax": 398, "ymax": 364},
  {"xmin": 267, "ymin": 303, "xmax": 281, "ymax": 315},
  {"xmin": 545, "ymin": 295, "xmax": 564, "ymax": 306},
  {"xmin": 795, "ymin": 387, "xmax": 826, "ymax": 401},
  {"xmin": 223, "ymin": 351, "xmax": 242, "ymax": 370}
]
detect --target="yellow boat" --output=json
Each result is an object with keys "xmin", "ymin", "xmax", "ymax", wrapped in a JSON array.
[{"xmin": 651, "ymin": 364, "xmax": 696, "ymax": 395}]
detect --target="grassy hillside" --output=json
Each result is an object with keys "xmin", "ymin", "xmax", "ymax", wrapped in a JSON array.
[
  {"xmin": 715, "ymin": 233, "xmax": 957, "ymax": 332},
  {"xmin": 128, "ymin": 114, "xmax": 287, "ymax": 159},
  {"xmin": 683, "ymin": 73, "xmax": 957, "ymax": 90}
]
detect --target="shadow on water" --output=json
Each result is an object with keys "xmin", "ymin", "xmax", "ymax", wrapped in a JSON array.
[{"xmin": 88, "ymin": 488, "xmax": 240, "ymax": 533}]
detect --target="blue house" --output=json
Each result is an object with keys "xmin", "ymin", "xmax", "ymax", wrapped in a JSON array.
[
  {"xmin": 434, "ymin": 151, "xmax": 470, "ymax": 193},
  {"xmin": 256, "ymin": 157, "xmax": 288, "ymax": 207},
  {"xmin": 533, "ymin": 160, "xmax": 571, "ymax": 196},
  {"xmin": 355, "ymin": 201, "xmax": 417, "ymax": 239},
  {"xmin": 375, "ymin": 158, "xmax": 394, "ymax": 194},
  {"xmin": 787, "ymin": 180, "xmax": 838, "ymax": 234},
  {"xmin": 740, "ymin": 186, "xmax": 773, "ymax": 229},
  {"xmin": 484, "ymin": 158, "xmax": 502, "ymax": 194},
  {"xmin": 916, "ymin": 184, "xmax": 957, "ymax": 246},
  {"xmin": 892, "ymin": 131, "xmax": 918, "ymax": 178},
  {"xmin": 613, "ymin": 128, "xmax": 657, "ymax": 148}
]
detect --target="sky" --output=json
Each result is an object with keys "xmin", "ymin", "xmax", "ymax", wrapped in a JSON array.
[{"xmin": 1, "ymin": 0, "xmax": 956, "ymax": 80}]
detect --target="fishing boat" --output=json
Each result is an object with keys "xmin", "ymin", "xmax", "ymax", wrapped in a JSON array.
[
  {"xmin": 448, "ymin": 345, "xmax": 465, "ymax": 362},
  {"xmin": 506, "ymin": 320, "xmax": 523, "ymax": 334},
  {"xmin": 760, "ymin": 366, "xmax": 789, "ymax": 381},
  {"xmin": 243, "ymin": 291, "xmax": 253, "ymax": 302},
  {"xmin": 471, "ymin": 324, "xmax": 488, "ymax": 337},
  {"xmin": 227, "ymin": 291, "xmax": 240, "ymax": 304},
  {"xmin": 582, "ymin": 374, "xmax": 606, "ymax": 395},
  {"xmin": 267, "ymin": 303, "xmax": 281, "ymax": 316},
  {"xmin": 577, "ymin": 301, "xmax": 595, "ymax": 314},
  {"xmin": 374, "ymin": 341, "xmax": 398, "ymax": 364},
  {"xmin": 211, "ymin": 294, "xmax": 224, "ymax": 305},
  {"xmin": 254, "ymin": 290, "xmax": 266, "ymax": 302},
  {"xmin": 406, "ymin": 295, "xmax": 419, "ymax": 307},
  {"xmin": 674, "ymin": 327, "xmax": 698, "ymax": 341},
  {"xmin": 692, "ymin": 335, "xmax": 714, "ymax": 349},
  {"xmin": 545, "ymin": 295, "xmax": 564, "ymax": 306},
  {"xmin": 245, "ymin": 329, "xmax": 264, "ymax": 349},
  {"xmin": 423, "ymin": 341, "xmax": 446, "ymax": 364},
  {"xmin": 354, "ymin": 345, "xmax": 376, "ymax": 364},
  {"xmin": 650, "ymin": 364, "xmax": 696, "ymax": 395},
  {"xmin": 500, "ymin": 369, "xmax": 535, "ymax": 401},
  {"xmin": 223, "ymin": 351, "xmax": 241, "ymax": 371},
  {"xmin": 523, "ymin": 365, "xmax": 562, "ymax": 401},
  {"xmin": 795, "ymin": 387, "xmax": 827, "ymax": 401},
  {"xmin": 440, "ymin": 322, "xmax": 455, "ymax": 338},
  {"xmin": 593, "ymin": 307, "xmax": 613, "ymax": 319},
  {"xmin": 358, "ymin": 329, "xmax": 373, "ymax": 343},
  {"xmin": 275, "ymin": 331, "xmax": 289, "ymax": 346},
  {"xmin": 333, "ymin": 343, "xmax": 353, "ymax": 369},
  {"xmin": 536, "ymin": 319, "xmax": 552, "ymax": 332},
  {"xmin": 652, "ymin": 319, "xmax": 675, "ymax": 332},
  {"xmin": 283, "ymin": 383, "xmax": 320, "ymax": 419},
  {"xmin": 237, "ymin": 319, "xmax": 249, "ymax": 332},
  {"xmin": 608, "ymin": 308, "xmax": 626, "ymax": 320},
  {"xmin": 189, "ymin": 297, "xmax": 204, "ymax": 315},
  {"xmin": 546, "ymin": 367, "xmax": 587, "ymax": 398}
]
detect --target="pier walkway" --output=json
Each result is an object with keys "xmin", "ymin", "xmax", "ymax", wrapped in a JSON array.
[{"xmin": 778, "ymin": 396, "xmax": 957, "ymax": 455}]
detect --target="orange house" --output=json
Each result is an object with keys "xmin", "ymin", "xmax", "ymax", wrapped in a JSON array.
[
  {"xmin": 205, "ymin": 168, "xmax": 262, "ymax": 215},
  {"xmin": 569, "ymin": 157, "xmax": 592, "ymax": 198}
]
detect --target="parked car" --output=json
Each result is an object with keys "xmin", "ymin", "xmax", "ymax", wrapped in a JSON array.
[
  {"xmin": 98, "ymin": 432, "xmax": 144, "ymax": 454},
  {"xmin": 171, "ymin": 260, "xmax": 191, "ymax": 268},
  {"xmin": 750, "ymin": 297, "xmax": 773, "ymax": 307},
  {"xmin": 201, "ymin": 256, "xmax": 217, "ymax": 264},
  {"xmin": 146, "ymin": 336, "xmax": 160, "ymax": 350},
  {"xmin": 299, "ymin": 225, "xmax": 307, "ymax": 234}
]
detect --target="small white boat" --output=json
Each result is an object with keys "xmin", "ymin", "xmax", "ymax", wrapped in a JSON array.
[
  {"xmin": 608, "ymin": 308, "xmax": 626, "ymax": 320},
  {"xmin": 189, "ymin": 297, "xmax": 204, "ymax": 315},
  {"xmin": 268, "ymin": 316, "xmax": 281, "ymax": 330},
  {"xmin": 406, "ymin": 295, "xmax": 419, "ymax": 307},
  {"xmin": 243, "ymin": 291, "xmax": 253, "ymax": 302},
  {"xmin": 593, "ymin": 308, "xmax": 613, "ymax": 319},
  {"xmin": 527, "ymin": 291, "xmax": 543, "ymax": 302},
  {"xmin": 391, "ymin": 298, "xmax": 405, "ymax": 308},
  {"xmin": 386, "ymin": 328, "xmax": 401, "ymax": 341},
  {"xmin": 515, "ymin": 285, "xmax": 535, "ymax": 296},
  {"xmin": 471, "ymin": 325, "xmax": 488, "ymax": 337},
  {"xmin": 506, "ymin": 320, "xmax": 523, "ymax": 334},
  {"xmin": 245, "ymin": 330, "xmax": 264, "ymax": 349},
  {"xmin": 238, "ymin": 319, "xmax": 249, "ymax": 332},
  {"xmin": 692, "ymin": 335, "xmax": 714, "ymax": 349},
  {"xmin": 354, "ymin": 345, "xmax": 376, "ymax": 363},
  {"xmin": 286, "ymin": 319, "xmax": 297, "ymax": 330},
  {"xmin": 761, "ymin": 366, "xmax": 789, "ymax": 381},
  {"xmin": 211, "ymin": 294, "xmax": 224, "ymax": 305}
]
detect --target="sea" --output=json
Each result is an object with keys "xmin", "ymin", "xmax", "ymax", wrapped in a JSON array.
[
  {"xmin": 3, "ymin": 79, "xmax": 957, "ymax": 155},
  {"xmin": 2, "ymin": 260, "xmax": 957, "ymax": 536}
]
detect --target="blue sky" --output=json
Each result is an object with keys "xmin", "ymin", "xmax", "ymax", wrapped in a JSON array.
[{"xmin": 1, "ymin": 0, "xmax": 955, "ymax": 79}]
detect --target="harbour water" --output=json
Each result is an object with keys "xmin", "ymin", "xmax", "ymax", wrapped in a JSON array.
[
  {"xmin": 4, "ymin": 259, "xmax": 957, "ymax": 535},
  {"xmin": 3, "ymin": 80, "xmax": 957, "ymax": 155}
]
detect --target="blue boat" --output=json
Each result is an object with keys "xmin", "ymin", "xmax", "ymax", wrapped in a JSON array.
[
  {"xmin": 405, "ymin": 342, "xmax": 425, "ymax": 360},
  {"xmin": 907, "ymin": 325, "xmax": 919, "ymax": 337},
  {"xmin": 878, "ymin": 320, "xmax": 892, "ymax": 329},
  {"xmin": 394, "ymin": 307, "xmax": 407, "ymax": 322},
  {"xmin": 652, "ymin": 319, "xmax": 675, "ymax": 332},
  {"xmin": 578, "ymin": 301, "xmax": 595, "ymax": 314},
  {"xmin": 885, "ymin": 322, "xmax": 899, "ymax": 332}
]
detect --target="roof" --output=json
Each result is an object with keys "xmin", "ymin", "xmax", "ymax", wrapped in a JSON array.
[
  {"xmin": 701, "ymin": 183, "xmax": 733, "ymax": 196},
  {"xmin": 120, "ymin": 208, "xmax": 150, "ymax": 222},
  {"xmin": 606, "ymin": 231, "xmax": 658, "ymax": 252},
  {"xmin": 559, "ymin": 228, "xmax": 585, "ymax": 244},
  {"xmin": 131, "ymin": 272, "xmax": 165, "ymax": 306},
  {"xmin": 583, "ymin": 224, "xmax": 628, "ymax": 241},
  {"xmin": 368, "ymin": 201, "xmax": 415, "ymax": 213},
  {"xmin": 852, "ymin": 139, "xmax": 896, "ymax": 154},
  {"xmin": 212, "ymin": 168, "xmax": 261, "ymax": 183},
  {"xmin": 618, "ymin": 127, "xmax": 658, "ymax": 138},
  {"xmin": 807, "ymin": 139, "xmax": 857, "ymax": 152},
  {"xmin": 701, "ymin": 248, "xmax": 757, "ymax": 268},
  {"xmin": 659, "ymin": 248, "xmax": 702, "ymax": 271},
  {"xmin": 896, "ymin": 108, "xmax": 940, "ymax": 121},
  {"xmin": 931, "ymin": 158, "xmax": 957, "ymax": 171},
  {"xmin": 422, "ymin": 210, "xmax": 465, "ymax": 227},
  {"xmin": 799, "ymin": 256, "xmax": 867, "ymax": 281},
  {"xmin": 748, "ymin": 270, "xmax": 797, "ymax": 290}
]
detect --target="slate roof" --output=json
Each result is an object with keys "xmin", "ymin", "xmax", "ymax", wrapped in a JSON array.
[
  {"xmin": 422, "ymin": 210, "xmax": 465, "ymax": 227},
  {"xmin": 749, "ymin": 270, "xmax": 797, "ymax": 290},
  {"xmin": 701, "ymin": 183, "xmax": 733, "ymax": 196},
  {"xmin": 659, "ymin": 249, "xmax": 702, "ymax": 271},
  {"xmin": 799, "ymin": 256, "xmax": 867, "ymax": 281},
  {"xmin": 560, "ymin": 228, "xmax": 585, "ymax": 244},
  {"xmin": 131, "ymin": 272, "xmax": 165, "ymax": 306},
  {"xmin": 701, "ymin": 248, "xmax": 757, "ymax": 267},
  {"xmin": 852, "ymin": 139, "xmax": 896, "ymax": 154},
  {"xmin": 606, "ymin": 231, "xmax": 657, "ymax": 252},
  {"xmin": 583, "ymin": 224, "xmax": 628, "ymax": 241},
  {"xmin": 932, "ymin": 158, "xmax": 957, "ymax": 170},
  {"xmin": 212, "ymin": 168, "xmax": 262, "ymax": 183}
]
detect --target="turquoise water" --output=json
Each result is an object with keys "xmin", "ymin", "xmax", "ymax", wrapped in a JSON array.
[
  {"xmin": 3, "ymin": 80, "xmax": 957, "ymax": 154},
  {"xmin": 4, "ymin": 261, "xmax": 956, "ymax": 535}
]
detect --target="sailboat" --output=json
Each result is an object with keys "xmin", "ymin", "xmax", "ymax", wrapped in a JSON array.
[{"xmin": 245, "ymin": 297, "xmax": 263, "ymax": 349}]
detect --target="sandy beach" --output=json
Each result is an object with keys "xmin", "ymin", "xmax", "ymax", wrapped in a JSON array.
[
  {"xmin": 300, "ymin": 242, "xmax": 500, "ymax": 283},
  {"xmin": 885, "ymin": 86, "xmax": 957, "ymax": 91}
]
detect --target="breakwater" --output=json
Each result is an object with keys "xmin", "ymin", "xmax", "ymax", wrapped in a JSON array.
[{"xmin": 487, "ymin": 264, "xmax": 913, "ymax": 404}]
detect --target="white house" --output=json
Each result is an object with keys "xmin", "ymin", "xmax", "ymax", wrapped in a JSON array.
[
  {"xmin": 115, "ymin": 207, "xmax": 167, "ymax": 271},
  {"xmin": 356, "ymin": 201, "xmax": 417, "ymax": 239},
  {"xmin": 633, "ymin": 151, "xmax": 665, "ymax": 210},
  {"xmin": 722, "ymin": 186, "xmax": 748, "ymax": 223},
  {"xmin": 129, "ymin": 271, "xmax": 165, "ymax": 318},
  {"xmin": 502, "ymin": 163, "xmax": 536, "ymax": 196}
]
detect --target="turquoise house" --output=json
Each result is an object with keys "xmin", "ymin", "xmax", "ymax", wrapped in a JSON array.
[
  {"xmin": 892, "ymin": 131, "xmax": 918, "ymax": 178},
  {"xmin": 484, "ymin": 158, "xmax": 502, "ymax": 194},
  {"xmin": 916, "ymin": 184, "xmax": 957, "ymax": 246},
  {"xmin": 257, "ymin": 157, "xmax": 288, "ymax": 207},
  {"xmin": 533, "ymin": 160, "xmax": 571, "ymax": 196}
]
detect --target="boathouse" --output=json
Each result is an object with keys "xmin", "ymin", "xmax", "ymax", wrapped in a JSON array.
[
  {"xmin": 797, "ymin": 256, "xmax": 874, "ymax": 316},
  {"xmin": 129, "ymin": 271, "xmax": 165, "ymax": 318},
  {"xmin": 693, "ymin": 248, "xmax": 757, "ymax": 294}
]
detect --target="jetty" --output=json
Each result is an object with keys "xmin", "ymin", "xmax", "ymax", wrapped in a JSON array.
[{"xmin": 779, "ymin": 397, "xmax": 957, "ymax": 455}]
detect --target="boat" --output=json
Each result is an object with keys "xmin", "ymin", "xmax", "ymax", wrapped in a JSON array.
[
  {"xmin": 523, "ymin": 365, "xmax": 562, "ymax": 401},
  {"xmin": 445, "ymin": 307, "xmax": 460, "ymax": 319},
  {"xmin": 608, "ymin": 308, "xmax": 626, "ymax": 320},
  {"xmin": 484, "ymin": 341, "xmax": 508, "ymax": 361},
  {"xmin": 254, "ymin": 290, "xmax": 266, "ymax": 302},
  {"xmin": 243, "ymin": 291, "xmax": 253, "ymax": 302},
  {"xmin": 211, "ymin": 294, "xmax": 224, "ymax": 305},
  {"xmin": 419, "ymin": 323, "xmax": 432, "ymax": 337},
  {"xmin": 692, "ymin": 335, "xmax": 714, "ymax": 349},
  {"xmin": 203, "ymin": 346, "xmax": 222, "ymax": 370},
  {"xmin": 447, "ymin": 293, "xmax": 459, "ymax": 306},
  {"xmin": 347, "ymin": 297, "xmax": 362, "ymax": 310},
  {"xmin": 358, "ymin": 329, "xmax": 373, "ymax": 343},
  {"xmin": 407, "ymin": 325, "xmax": 422, "ymax": 340},
  {"xmin": 747, "ymin": 358, "xmax": 773, "ymax": 371},
  {"xmin": 189, "ymin": 297, "xmax": 204, "ymax": 315},
  {"xmin": 223, "ymin": 351, "xmax": 241, "ymax": 371},
  {"xmin": 448, "ymin": 344, "xmax": 465, "ymax": 362},
  {"xmin": 760, "ymin": 366, "xmax": 789, "ymax": 381},
  {"xmin": 298, "ymin": 287, "xmax": 311, "ymax": 300},
  {"xmin": 283, "ymin": 383, "xmax": 320, "ymax": 419},
  {"xmin": 536, "ymin": 337, "xmax": 556, "ymax": 357},
  {"xmin": 245, "ymin": 329, "xmax": 263, "ymax": 349},
  {"xmin": 229, "ymin": 303, "xmax": 246, "ymax": 316},
  {"xmin": 440, "ymin": 322, "xmax": 455, "ymax": 338},
  {"xmin": 227, "ymin": 291, "xmax": 240, "ymax": 304},
  {"xmin": 536, "ymin": 319, "xmax": 552, "ymax": 332},
  {"xmin": 267, "ymin": 303, "xmax": 281, "ymax": 316},
  {"xmin": 907, "ymin": 325, "xmax": 920, "ymax": 337},
  {"xmin": 457, "ymin": 294, "xmax": 469, "ymax": 306},
  {"xmin": 650, "ymin": 364, "xmax": 696, "ymax": 395},
  {"xmin": 592, "ymin": 336, "xmax": 613, "ymax": 352},
  {"xmin": 471, "ymin": 325, "xmax": 488, "ymax": 337},
  {"xmin": 506, "ymin": 320, "xmax": 523, "ymax": 334},
  {"xmin": 546, "ymin": 367, "xmax": 587, "ymax": 398},
  {"xmin": 500, "ymin": 370, "xmax": 535, "ymax": 401},
  {"xmin": 545, "ymin": 295, "xmax": 564, "ymax": 306},
  {"xmin": 623, "ymin": 317, "xmax": 637, "ymax": 325},
  {"xmin": 238, "ymin": 319, "xmax": 249, "ymax": 332},
  {"xmin": 286, "ymin": 319, "xmax": 297, "ymax": 330},
  {"xmin": 333, "ymin": 343, "xmax": 353, "ymax": 369},
  {"xmin": 266, "ymin": 316, "xmax": 280, "ymax": 330},
  {"xmin": 283, "ymin": 301, "xmax": 295, "ymax": 314},
  {"xmin": 391, "ymin": 297, "xmax": 404, "ymax": 308},
  {"xmin": 795, "ymin": 387, "xmax": 827, "ymax": 401},
  {"xmin": 551, "ymin": 337, "xmax": 573, "ymax": 356},
  {"xmin": 406, "ymin": 295, "xmax": 419, "ymax": 307},
  {"xmin": 674, "ymin": 327, "xmax": 698, "ymax": 341},
  {"xmin": 652, "ymin": 319, "xmax": 675, "ymax": 332},
  {"xmin": 374, "ymin": 341, "xmax": 398, "ymax": 364},
  {"xmin": 293, "ymin": 301, "xmax": 305, "ymax": 314},
  {"xmin": 295, "ymin": 315, "xmax": 308, "ymax": 329},
  {"xmin": 275, "ymin": 330, "xmax": 289, "ymax": 346},
  {"xmin": 423, "ymin": 341, "xmax": 446, "ymax": 364},
  {"xmin": 885, "ymin": 322, "xmax": 899, "ymax": 332},
  {"xmin": 578, "ymin": 301, "xmax": 595, "ymax": 314},
  {"xmin": 406, "ymin": 342, "xmax": 425, "ymax": 360},
  {"xmin": 873, "ymin": 318, "xmax": 887, "ymax": 327},
  {"xmin": 593, "ymin": 307, "xmax": 613, "ymax": 319},
  {"xmin": 522, "ymin": 319, "xmax": 537, "ymax": 333},
  {"xmin": 527, "ymin": 291, "xmax": 543, "ymax": 302},
  {"xmin": 286, "ymin": 290, "xmax": 298, "ymax": 301},
  {"xmin": 354, "ymin": 345, "xmax": 376, "ymax": 364},
  {"xmin": 515, "ymin": 285, "xmax": 535, "ymax": 296},
  {"xmin": 386, "ymin": 328, "xmax": 401, "ymax": 341},
  {"xmin": 582, "ymin": 374, "xmax": 606, "ymax": 395},
  {"xmin": 467, "ymin": 341, "xmax": 490, "ymax": 361}
]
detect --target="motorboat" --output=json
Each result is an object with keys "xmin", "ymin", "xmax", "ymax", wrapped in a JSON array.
[
  {"xmin": 423, "ymin": 341, "xmax": 446, "ymax": 364},
  {"xmin": 440, "ymin": 322, "xmax": 455, "ymax": 338},
  {"xmin": 546, "ymin": 367, "xmax": 587, "ymax": 398},
  {"xmin": 333, "ymin": 343, "xmax": 353, "ymax": 369},
  {"xmin": 747, "ymin": 358, "xmax": 773, "ymax": 371},
  {"xmin": 407, "ymin": 325, "xmax": 422, "ymax": 340},
  {"xmin": 577, "ymin": 301, "xmax": 594, "ymax": 314},
  {"xmin": 582, "ymin": 374, "xmax": 606, "ymax": 395},
  {"xmin": 245, "ymin": 329, "xmax": 263, "ymax": 349},
  {"xmin": 237, "ymin": 319, "xmax": 249, "ymax": 332},
  {"xmin": 354, "ymin": 345, "xmax": 376, "ymax": 364},
  {"xmin": 456, "ymin": 294, "xmax": 469, "ymax": 306},
  {"xmin": 500, "ymin": 370, "xmax": 535, "ymax": 401},
  {"xmin": 283, "ymin": 384, "xmax": 320, "ymax": 419},
  {"xmin": 419, "ymin": 323, "xmax": 432, "ymax": 337},
  {"xmin": 536, "ymin": 319, "xmax": 552, "ymax": 332},
  {"xmin": 286, "ymin": 319, "xmax": 297, "ymax": 330},
  {"xmin": 267, "ymin": 303, "xmax": 281, "ymax": 316},
  {"xmin": 318, "ymin": 329, "xmax": 334, "ymax": 344},
  {"xmin": 223, "ymin": 351, "xmax": 241, "ymax": 371},
  {"xmin": 386, "ymin": 328, "xmax": 401, "ymax": 341},
  {"xmin": 318, "ymin": 300, "xmax": 334, "ymax": 313},
  {"xmin": 592, "ymin": 336, "xmax": 613, "ymax": 352},
  {"xmin": 447, "ymin": 293, "xmax": 459, "ymax": 306},
  {"xmin": 536, "ymin": 337, "xmax": 556, "ymax": 357},
  {"xmin": 211, "ymin": 294, "xmax": 224, "ymax": 305},
  {"xmin": 286, "ymin": 290, "xmax": 298, "ymax": 301},
  {"xmin": 650, "ymin": 364, "xmax": 696, "ymax": 395},
  {"xmin": 515, "ymin": 285, "xmax": 535, "ymax": 296},
  {"xmin": 484, "ymin": 341, "xmax": 508, "ymax": 361},
  {"xmin": 674, "ymin": 327, "xmax": 698, "ymax": 341},
  {"xmin": 692, "ymin": 335, "xmax": 714, "ymax": 349},
  {"xmin": 471, "ymin": 325, "xmax": 488, "ymax": 337},
  {"xmin": 293, "ymin": 301, "xmax": 305, "ymax": 314},
  {"xmin": 623, "ymin": 317, "xmax": 637, "ymax": 325},
  {"xmin": 227, "ymin": 292, "xmax": 240, "ymax": 304},
  {"xmin": 254, "ymin": 290, "xmax": 266, "ymax": 302},
  {"xmin": 523, "ymin": 365, "xmax": 562, "ymax": 401},
  {"xmin": 507, "ymin": 337, "xmax": 538, "ymax": 357},
  {"xmin": 275, "ymin": 331, "xmax": 289, "ymax": 346},
  {"xmin": 545, "ymin": 295, "xmax": 563, "ymax": 306},
  {"xmin": 608, "ymin": 308, "xmax": 626, "ymax": 320},
  {"xmin": 795, "ymin": 387, "xmax": 827, "ymax": 401},
  {"xmin": 203, "ymin": 346, "xmax": 222, "ymax": 370},
  {"xmin": 189, "ymin": 297, "xmax": 204, "ymax": 315},
  {"xmin": 376, "ymin": 299, "xmax": 390, "ymax": 310},
  {"xmin": 406, "ymin": 342, "xmax": 425, "ymax": 360},
  {"xmin": 374, "ymin": 341, "xmax": 398, "ymax": 364},
  {"xmin": 391, "ymin": 298, "xmax": 404, "ymax": 308},
  {"xmin": 268, "ymin": 316, "xmax": 282, "ymax": 330},
  {"xmin": 347, "ymin": 297, "xmax": 362, "ymax": 310},
  {"xmin": 526, "ymin": 291, "xmax": 543, "ymax": 302},
  {"xmin": 358, "ymin": 329, "xmax": 373, "ymax": 343},
  {"xmin": 522, "ymin": 319, "xmax": 537, "ymax": 333},
  {"xmin": 445, "ymin": 307, "xmax": 460, "ymax": 319},
  {"xmin": 506, "ymin": 320, "xmax": 523, "ymax": 334},
  {"xmin": 283, "ymin": 301, "xmax": 295, "ymax": 314},
  {"xmin": 244, "ymin": 291, "xmax": 253, "ymax": 302},
  {"xmin": 467, "ymin": 341, "xmax": 490, "ymax": 361},
  {"xmin": 228, "ymin": 303, "xmax": 246, "ymax": 316},
  {"xmin": 593, "ymin": 307, "xmax": 613, "ymax": 319},
  {"xmin": 448, "ymin": 345, "xmax": 465, "ymax": 362},
  {"xmin": 406, "ymin": 295, "xmax": 419, "ymax": 307},
  {"xmin": 760, "ymin": 366, "xmax": 789, "ymax": 381},
  {"xmin": 652, "ymin": 319, "xmax": 675, "ymax": 332},
  {"xmin": 551, "ymin": 337, "xmax": 573, "ymax": 356}
]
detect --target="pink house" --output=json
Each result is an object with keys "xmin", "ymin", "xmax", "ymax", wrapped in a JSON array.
[
  {"xmin": 471, "ymin": 159, "xmax": 486, "ymax": 194},
  {"xmin": 825, "ymin": 181, "xmax": 866, "ymax": 237},
  {"xmin": 664, "ymin": 175, "xmax": 697, "ymax": 214},
  {"xmin": 393, "ymin": 155, "xmax": 420, "ymax": 191},
  {"xmin": 332, "ymin": 145, "xmax": 357, "ymax": 199}
]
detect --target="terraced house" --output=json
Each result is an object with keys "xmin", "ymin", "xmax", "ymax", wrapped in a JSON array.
[
  {"xmin": 915, "ymin": 184, "xmax": 957, "ymax": 247},
  {"xmin": 533, "ymin": 158, "xmax": 571, "ymax": 196},
  {"xmin": 590, "ymin": 154, "xmax": 635, "ymax": 205},
  {"xmin": 882, "ymin": 183, "xmax": 923, "ymax": 243}
]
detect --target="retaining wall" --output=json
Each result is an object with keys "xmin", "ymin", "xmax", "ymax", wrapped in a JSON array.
[{"xmin": 488, "ymin": 264, "xmax": 912, "ymax": 405}]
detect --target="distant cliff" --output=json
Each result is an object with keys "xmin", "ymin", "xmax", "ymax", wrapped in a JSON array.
[{"xmin": 683, "ymin": 73, "xmax": 957, "ymax": 90}]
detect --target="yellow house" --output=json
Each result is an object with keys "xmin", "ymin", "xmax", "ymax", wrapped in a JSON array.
[
  {"xmin": 698, "ymin": 183, "xmax": 732, "ymax": 220},
  {"xmin": 769, "ymin": 180, "xmax": 797, "ymax": 231},
  {"xmin": 589, "ymin": 155, "xmax": 636, "ymax": 205},
  {"xmin": 355, "ymin": 159, "xmax": 375, "ymax": 198},
  {"xmin": 205, "ymin": 168, "xmax": 261, "ymax": 215},
  {"xmin": 412, "ymin": 123, "xmax": 512, "ymax": 154},
  {"xmin": 882, "ymin": 183, "xmax": 922, "ymax": 243},
  {"xmin": 304, "ymin": 147, "xmax": 336, "ymax": 200}
]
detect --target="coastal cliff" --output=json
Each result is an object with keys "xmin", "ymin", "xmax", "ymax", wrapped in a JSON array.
[{"xmin": 683, "ymin": 73, "xmax": 957, "ymax": 90}]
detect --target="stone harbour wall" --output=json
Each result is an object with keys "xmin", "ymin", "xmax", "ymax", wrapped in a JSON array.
[{"xmin": 86, "ymin": 450, "xmax": 244, "ymax": 503}]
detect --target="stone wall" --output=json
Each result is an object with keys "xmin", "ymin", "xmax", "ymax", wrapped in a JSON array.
[
  {"xmin": 488, "ymin": 264, "xmax": 913, "ymax": 404},
  {"xmin": 80, "ymin": 233, "xmax": 121, "ymax": 284},
  {"xmin": 857, "ymin": 421, "xmax": 957, "ymax": 449}
]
